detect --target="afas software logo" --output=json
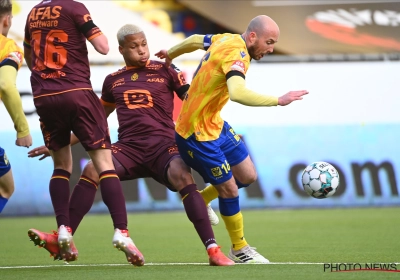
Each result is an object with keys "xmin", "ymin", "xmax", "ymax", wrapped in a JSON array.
[
  {"xmin": 324, "ymin": 263, "xmax": 400, "ymax": 273},
  {"xmin": 306, "ymin": 9, "xmax": 400, "ymax": 51}
]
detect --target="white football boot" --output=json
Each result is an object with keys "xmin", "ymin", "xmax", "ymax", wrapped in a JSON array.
[
  {"xmin": 112, "ymin": 228, "xmax": 144, "ymax": 266},
  {"xmin": 228, "ymin": 245, "xmax": 270, "ymax": 264}
]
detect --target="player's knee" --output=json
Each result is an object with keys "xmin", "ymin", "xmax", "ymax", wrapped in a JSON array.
[
  {"xmin": 0, "ymin": 170, "xmax": 15, "ymax": 198},
  {"xmin": 82, "ymin": 161, "xmax": 99, "ymax": 183},
  {"xmin": 246, "ymin": 171, "xmax": 258, "ymax": 184},
  {"xmin": 236, "ymin": 171, "xmax": 257, "ymax": 185},
  {"xmin": 0, "ymin": 184, "xmax": 14, "ymax": 198},
  {"xmin": 168, "ymin": 158, "xmax": 193, "ymax": 190}
]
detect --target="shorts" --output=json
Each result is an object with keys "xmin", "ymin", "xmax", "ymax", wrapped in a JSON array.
[
  {"xmin": 34, "ymin": 89, "xmax": 111, "ymax": 151},
  {"xmin": 175, "ymin": 121, "xmax": 248, "ymax": 185},
  {"xmin": 0, "ymin": 147, "xmax": 11, "ymax": 177},
  {"xmin": 110, "ymin": 137, "xmax": 180, "ymax": 191}
]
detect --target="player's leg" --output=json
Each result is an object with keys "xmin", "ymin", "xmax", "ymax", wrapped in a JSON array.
[
  {"xmin": 86, "ymin": 148, "xmax": 127, "ymax": 230},
  {"xmin": 27, "ymin": 145, "xmax": 77, "ymax": 262},
  {"xmin": 200, "ymin": 184, "xmax": 218, "ymax": 205},
  {"xmin": 199, "ymin": 184, "xmax": 220, "ymax": 226},
  {"xmin": 69, "ymin": 146, "xmax": 132, "ymax": 235},
  {"xmin": 27, "ymin": 97, "xmax": 76, "ymax": 261},
  {"xmin": 75, "ymin": 90, "xmax": 144, "ymax": 266},
  {"xmin": 158, "ymin": 139, "xmax": 233, "ymax": 266},
  {"xmin": 199, "ymin": 138, "xmax": 257, "ymax": 205},
  {"xmin": 68, "ymin": 160, "xmax": 99, "ymax": 235},
  {"xmin": 73, "ymin": 90, "xmax": 128, "ymax": 234},
  {"xmin": 222, "ymin": 122, "xmax": 269, "ymax": 264},
  {"xmin": 230, "ymin": 155, "xmax": 257, "ymax": 187},
  {"xmin": 49, "ymin": 145, "xmax": 78, "ymax": 261},
  {"xmin": 28, "ymin": 154, "xmax": 99, "ymax": 262},
  {"xmin": 0, "ymin": 148, "xmax": 14, "ymax": 213},
  {"xmin": 167, "ymin": 158, "xmax": 219, "ymax": 246},
  {"xmin": 86, "ymin": 146, "xmax": 143, "ymax": 266},
  {"xmin": 175, "ymin": 134, "xmax": 238, "ymax": 265}
]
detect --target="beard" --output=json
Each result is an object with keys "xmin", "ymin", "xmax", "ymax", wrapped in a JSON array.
[{"xmin": 247, "ymin": 44, "xmax": 258, "ymax": 60}]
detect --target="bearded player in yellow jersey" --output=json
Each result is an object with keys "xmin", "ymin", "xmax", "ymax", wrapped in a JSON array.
[
  {"xmin": 156, "ymin": 15, "xmax": 308, "ymax": 263},
  {"xmin": 0, "ymin": 0, "xmax": 32, "ymax": 213}
]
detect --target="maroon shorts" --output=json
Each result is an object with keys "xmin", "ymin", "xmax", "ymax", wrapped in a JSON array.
[
  {"xmin": 111, "ymin": 137, "xmax": 180, "ymax": 191},
  {"xmin": 34, "ymin": 90, "xmax": 111, "ymax": 151}
]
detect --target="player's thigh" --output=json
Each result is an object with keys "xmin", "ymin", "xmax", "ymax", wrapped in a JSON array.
[
  {"xmin": 87, "ymin": 148, "xmax": 114, "ymax": 174},
  {"xmin": 221, "ymin": 122, "xmax": 257, "ymax": 183},
  {"xmin": 231, "ymin": 155, "xmax": 257, "ymax": 184},
  {"xmin": 175, "ymin": 132, "xmax": 233, "ymax": 187},
  {"xmin": 0, "ymin": 148, "xmax": 14, "ymax": 198},
  {"xmin": 49, "ymin": 145, "xmax": 73, "ymax": 172}
]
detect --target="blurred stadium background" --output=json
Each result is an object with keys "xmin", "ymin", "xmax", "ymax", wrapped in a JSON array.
[{"xmin": 1, "ymin": 0, "xmax": 400, "ymax": 216}]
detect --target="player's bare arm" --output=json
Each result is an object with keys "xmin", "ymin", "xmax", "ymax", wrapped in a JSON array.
[{"xmin": 89, "ymin": 34, "xmax": 109, "ymax": 55}]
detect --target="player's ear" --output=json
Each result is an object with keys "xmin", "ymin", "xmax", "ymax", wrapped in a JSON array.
[
  {"xmin": 5, "ymin": 14, "xmax": 11, "ymax": 27},
  {"xmin": 248, "ymin": 31, "xmax": 257, "ymax": 44},
  {"xmin": 118, "ymin": 45, "xmax": 123, "ymax": 55},
  {"xmin": 1, "ymin": 15, "xmax": 8, "ymax": 28}
]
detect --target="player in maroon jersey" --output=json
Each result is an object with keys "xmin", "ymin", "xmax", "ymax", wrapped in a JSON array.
[
  {"xmin": 28, "ymin": 24, "xmax": 234, "ymax": 266},
  {"xmin": 24, "ymin": 1, "xmax": 144, "ymax": 266}
]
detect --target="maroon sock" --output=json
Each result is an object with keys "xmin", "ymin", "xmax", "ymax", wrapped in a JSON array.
[
  {"xmin": 49, "ymin": 169, "xmax": 71, "ymax": 228},
  {"xmin": 69, "ymin": 176, "xmax": 98, "ymax": 235},
  {"xmin": 180, "ymin": 184, "xmax": 216, "ymax": 248},
  {"xmin": 99, "ymin": 170, "xmax": 127, "ymax": 230}
]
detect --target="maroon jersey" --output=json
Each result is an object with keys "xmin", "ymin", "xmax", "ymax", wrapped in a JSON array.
[
  {"xmin": 24, "ymin": 0, "xmax": 103, "ymax": 98},
  {"xmin": 101, "ymin": 60, "xmax": 188, "ymax": 141}
]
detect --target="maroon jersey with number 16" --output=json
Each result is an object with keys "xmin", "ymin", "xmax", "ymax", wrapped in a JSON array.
[
  {"xmin": 24, "ymin": 0, "xmax": 103, "ymax": 98},
  {"xmin": 101, "ymin": 60, "xmax": 188, "ymax": 141}
]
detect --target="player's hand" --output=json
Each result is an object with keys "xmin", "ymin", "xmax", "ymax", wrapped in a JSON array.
[
  {"xmin": 278, "ymin": 90, "xmax": 309, "ymax": 106},
  {"xmin": 28, "ymin": 145, "xmax": 50, "ymax": 160},
  {"xmin": 155, "ymin": 50, "xmax": 173, "ymax": 68},
  {"xmin": 16, "ymin": 134, "xmax": 32, "ymax": 148}
]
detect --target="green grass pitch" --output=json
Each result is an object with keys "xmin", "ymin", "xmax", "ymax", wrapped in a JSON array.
[{"xmin": 1, "ymin": 207, "xmax": 399, "ymax": 280}]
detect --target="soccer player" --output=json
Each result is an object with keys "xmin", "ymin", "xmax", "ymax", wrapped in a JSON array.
[
  {"xmin": 23, "ymin": 0, "xmax": 143, "ymax": 266},
  {"xmin": 0, "ymin": 0, "xmax": 32, "ymax": 213},
  {"xmin": 27, "ymin": 24, "xmax": 234, "ymax": 266},
  {"xmin": 155, "ymin": 15, "xmax": 309, "ymax": 263}
]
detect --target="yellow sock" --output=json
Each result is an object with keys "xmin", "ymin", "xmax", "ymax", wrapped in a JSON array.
[
  {"xmin": 199, "ymin": 184, "xmax": 219, "ymax": 205},
  {"xmin": 221, "ymin": 211, "xmax": 248, "ymax": 250}
]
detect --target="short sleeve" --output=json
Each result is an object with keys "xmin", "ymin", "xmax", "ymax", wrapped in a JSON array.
[
  {"xmin": 220, "ymin": 48, "xmax": 250, "ymax": 76},
  {"xmin": 168, "ymin": 63, "xmax": 187, "ymax": 92},
  {"xmin": 0, "ymin": 40, "xmax": 24, "ymax": 70},
  {"xmin": 71, "ymin": 2, "xmax": 102, "ymax": 40}
]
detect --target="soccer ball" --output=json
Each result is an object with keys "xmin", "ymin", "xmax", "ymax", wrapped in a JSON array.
[{"xmin": 301, "ymin": 162, "xmax": 340, "ymax": 199}]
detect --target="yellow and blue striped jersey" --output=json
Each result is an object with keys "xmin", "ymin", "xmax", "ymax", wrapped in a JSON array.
[{"xmin": 175, "ymin": 33, "xmax": 251, "ymax": 141}]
